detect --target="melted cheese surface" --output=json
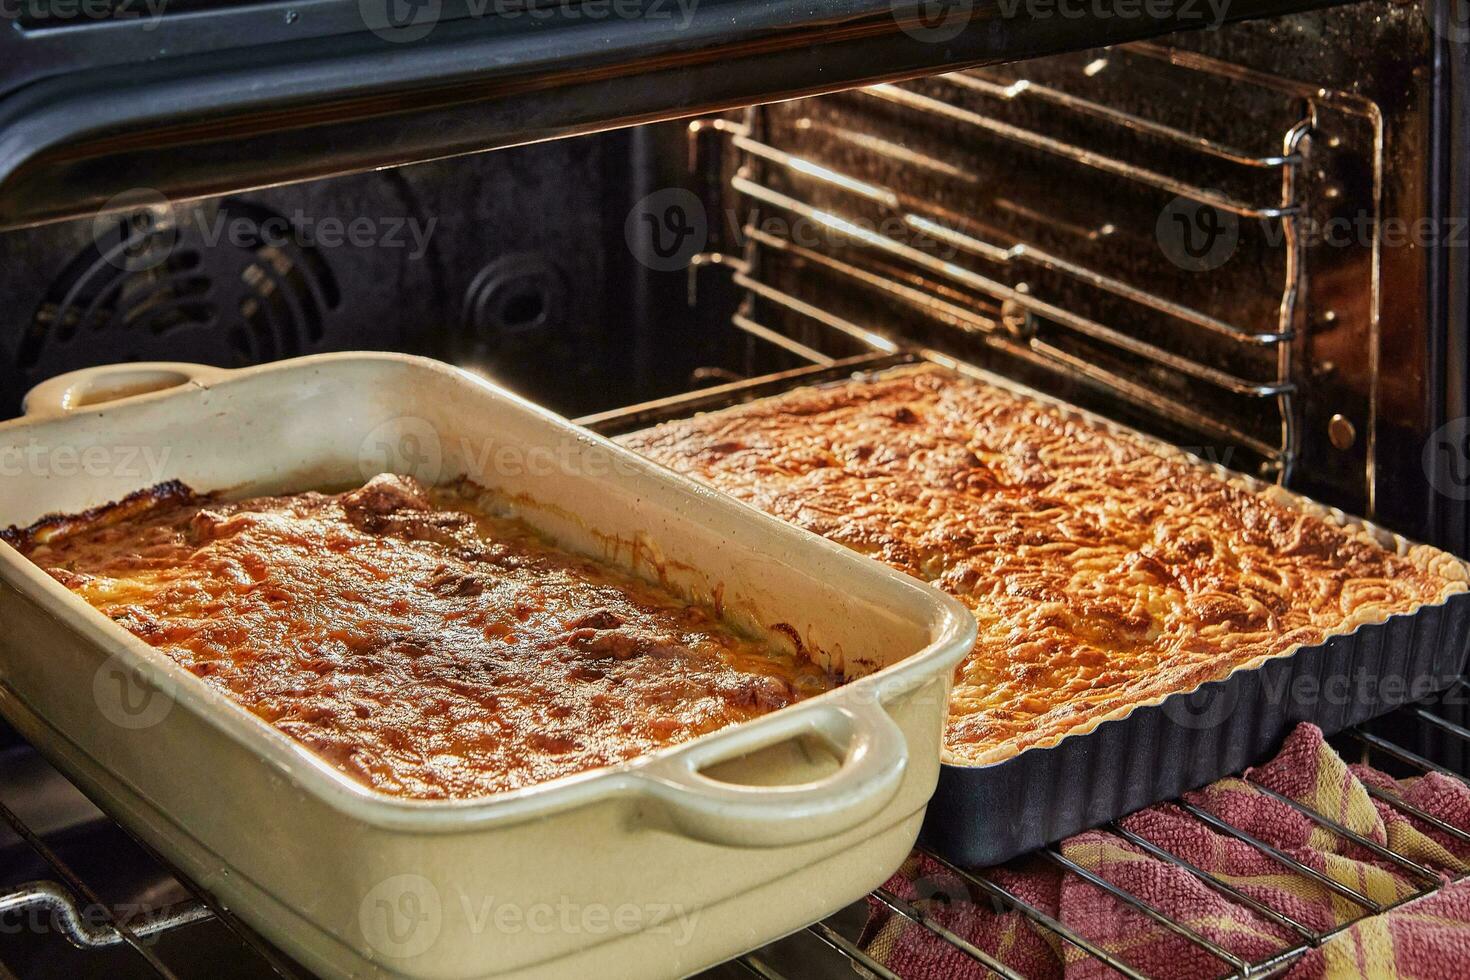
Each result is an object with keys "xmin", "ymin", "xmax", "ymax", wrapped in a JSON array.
[
  {"xmin": 619, "ymin": 366, "xmax": 1467, "ymax": 763},
  {"xmin": 11, "ymin": 475, "xmax": 833, "ymax": 798}
]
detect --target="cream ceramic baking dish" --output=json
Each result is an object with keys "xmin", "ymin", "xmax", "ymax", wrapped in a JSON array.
[{"xmin": 0, "ymin": 353, "xmax": 975, "ymax": 980}]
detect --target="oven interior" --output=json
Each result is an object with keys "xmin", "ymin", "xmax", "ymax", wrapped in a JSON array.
[{"xmin": 2, "ymin": 0, "xmax": 1470, "ymax": 975}]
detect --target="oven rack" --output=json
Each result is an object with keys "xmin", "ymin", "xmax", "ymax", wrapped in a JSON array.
[
  {"xmin": 696, "ymin": 43, "xmax": 1389, "ymax": 487},
  {"xmin": 2, "ymin": 704, "xmax": 1467, "ymax": 980},
  {"xmin": 723, "ymin": 87, "xmax": 1304, "ymax": 477},
  {"xmin": 689, "ymin": 243, "xmax": 1299, "ymax": 468}
]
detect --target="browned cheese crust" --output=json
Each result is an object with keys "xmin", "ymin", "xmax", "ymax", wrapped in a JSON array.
[
  {"xmin": 617, "ymin": 366, "xmax": 1468, "ymax": 764},
  {"xmin": 7, "ymin": 475, "xmax": 834, "ymax": 798}
]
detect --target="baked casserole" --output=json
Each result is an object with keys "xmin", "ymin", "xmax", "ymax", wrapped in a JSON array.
[
  {"xmin": 3, "ymin": 473, "xmax": 835, "ymax": 798},
  {"xmin": 618, "ymin": 365, "xmax": 1469, "ymax": 765}
]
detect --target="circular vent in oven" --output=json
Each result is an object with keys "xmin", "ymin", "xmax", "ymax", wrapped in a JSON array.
[{"xmin": 22, "ymin": 199, "xmax": 341, "ymax": 375}]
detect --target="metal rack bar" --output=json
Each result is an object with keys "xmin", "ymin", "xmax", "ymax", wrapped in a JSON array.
[
  {"xmin": 729, "ymin": 312, "xmax": 836, "ymax": 366},
  {"xmin": 1348, "ymin": 729, "xmax": 1470, "ymax": 788},
  {"xmin": 0, "ymin": 881, "xmax": 210, "ymax": 948},
  {"xmin": 732, "ymin": 176, "xmax": 1292, "ymax": 461},
  {"xmin": 733, "ymin": 270, "xmax": 900, "ymax": 355},
  {"xmin": 870, "ymin": 886, "xmax": 1027, "ymax": 980},
  {"xmin": 740, "ymin": 225, "xmax": 999, "ymax": 337},
  {"xmin": 1361, "ymin": 784, "xmax": 1470, "ymax": 846},
  {"xmin": 860, "ymin": 83, "xmax": 1297, "ymax": 220},
  {"xmin": 1027, "ymin": 339, "xmax": 1287, "ymax": 462},
  {"xmin": 576, "ymin": 351, "xmax": 910, "ymax": 435},
  {"xmin": 1414, "ymin": 708, "xmax": 1470, "ymax": 745},
  {"xmin": 1175, "ymin": 801, "xmax": 1383, "ymax": 913},
  {"xmin": 734, "ymin": 133, "xmax": 1291, "ymax": 350},
  {"xmin": 736, "ymin": 953, "xmax": 789, "ymax": 979},
  {"xmin": 944, "ymin": 69, "xmax": 1299, "ymax": 170},
  {"xmin": 1125, "ymin": 41, "xmax": 1382, "ymax": 115},
  {"xmin": 0, "ymin": 797, "xmax": 180, "ymax": 979},
  {"xmin": 1269, "ymin": 118, "xmax": 1309, "ymax": 489},
  {"xmin": 805, "ymin": 921, "xmax": 901, "ymax": 980},
  {"xmin": 723, "ymin": 242, "xmax": 1292, "ymax": 464},
  {"xmin": 913, "ymin": 848, "xmax": 1150, "ymax": 980},
  {"xmin": 1108, "ymin": 823, "xmax": 1321, "ymax": 944},
  {"xmin": 1242, "ymin": 779, "xmax": 1442, "ymax": 884},
  {"xmin": 154, "ymin": 862, "xmax": 304, "ymax": 980},
  {"xmin": 797, "ymin": 120, "xmax": 984, "ymax": 188},
  {"xmin": 1042, "ymin": 848, "xmax": 1249, "ymax": 973}
]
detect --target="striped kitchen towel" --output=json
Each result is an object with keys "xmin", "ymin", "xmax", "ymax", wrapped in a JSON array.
[{"xmin": 860, "ymin": 723, "xmax": 1470, "ymax": 979}]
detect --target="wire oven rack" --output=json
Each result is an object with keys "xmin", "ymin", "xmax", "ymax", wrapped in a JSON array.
[
  {"xmin": 689, "ymin": 41, "xmax": 1388, "ymax": 505},
  {"xmin": 723, "ymin": 67, "xmax": 1307, "ymax": 478},
  {"xmin": 2, "ymin": 689, "xmax": 1468, "ymax": 980}
]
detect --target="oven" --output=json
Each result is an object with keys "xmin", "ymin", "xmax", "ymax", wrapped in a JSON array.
[{"xmin": 1, "ymin": 0, "xmax": 1469, "ymax": 976}]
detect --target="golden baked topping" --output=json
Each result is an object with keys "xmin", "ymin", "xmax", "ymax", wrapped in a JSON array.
[
  {"xmin": 619, "ymin": 366, "xmax": 1468, "ymax": 764},
  {"xmin": 7, "ymin": 475, "xmax": 834, "ymax": 798}
]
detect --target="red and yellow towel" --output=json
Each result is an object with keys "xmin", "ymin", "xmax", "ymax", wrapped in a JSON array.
[{"xmin": 861, "ymin": 723, "xmax": 1470, "ymax": 979}]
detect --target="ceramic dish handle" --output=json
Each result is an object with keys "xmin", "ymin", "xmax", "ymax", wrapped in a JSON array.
[
  {"xmin": 633, "ymin": 697, "xmax": 908, "ymax": 847},
  {"xmin": 22, "ymin": 362, "xmax": 232, "ymax": 419}
]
